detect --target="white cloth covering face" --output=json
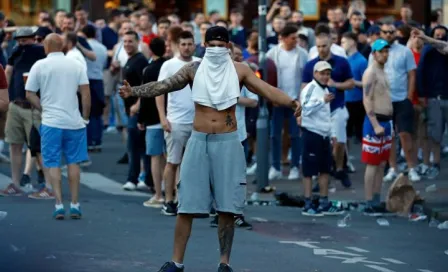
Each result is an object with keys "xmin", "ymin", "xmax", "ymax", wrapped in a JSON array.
[{"xmin": 191, "ymin": 47, "xmax": 240, "ymax": 110}]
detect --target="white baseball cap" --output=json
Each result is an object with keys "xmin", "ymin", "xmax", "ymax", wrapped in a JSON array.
[{"xmin": 313, "ymin": 61, "xmax": 332, "ymax": 72}]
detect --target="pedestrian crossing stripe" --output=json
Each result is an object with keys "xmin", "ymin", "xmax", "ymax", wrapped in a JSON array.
[{"xmin": 61, "ymin": 172, "xmax": 149, "ymax": 197}]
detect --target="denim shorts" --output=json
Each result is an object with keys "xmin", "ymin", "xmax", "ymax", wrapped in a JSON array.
[
  {"xmin": 146, "ymin": 128, "xmax": 165, "ymax": 156},
  {"xmin": 40, "ymin": 125, "xmax": 88, "ymax": 168}
]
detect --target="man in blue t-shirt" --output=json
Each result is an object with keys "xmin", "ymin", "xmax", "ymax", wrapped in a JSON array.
[
  {"xmin": 302, "ymin": 32, "xmax": 355, "ymax": 188},
  {"xmin": 341, "ymin": 32, "xmax": 367, "ymax": 142}
]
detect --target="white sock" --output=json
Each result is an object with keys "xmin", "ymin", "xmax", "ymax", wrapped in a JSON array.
[
  {"xmin": 55, "ymin": 203, "xmax": 64, "ymax": 210},
  {"xmin": 173, "ymin": 262, "xmax": 184, "ymax": 268},
  {"xmin": 71, "ymin": 202, "xmax": 80, "ymax": 209}
]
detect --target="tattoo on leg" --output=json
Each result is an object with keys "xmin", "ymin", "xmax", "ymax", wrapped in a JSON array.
[
  {"xmin": 218, "ymin": 221, "xmax": 235, "ymax": 258},
  {"xmin": 225, "ymin": 109, "xmax": 234, "ymax": 127}
]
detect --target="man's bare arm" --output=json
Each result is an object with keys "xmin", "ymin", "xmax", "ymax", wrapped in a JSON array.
[
  {"xmin": 5, "ymin": 65, "xmax": 13, "ymax": 85},
  {"xmin": 25, "ymin": 91, "xmax": 42, "ymax": 112},
  {"xmin": 155, "ymin": 95, "xmax": 167, "ymax": 120},
  {"xmin": 79, "ymin": 84, "xmax": 91, "ymax": 120},
  {"xmin": 413, "ymin": 28, "xmax": 448, "ymax": 54},
  {"xmin": 77, "ymin": 44, "xmax": 97, "ymax": 61},
  {"xmin": 333, "ymin": 79, "xmax": 355, "ymax": 90},
  {"xmin": 362, "ymin": 73, "xmax": 380, "ymax": 129},
  {"xmin": 241, "ymin": 64, "xmax": 296, "ymax": 109},
  {"xmin": 130, "ymin": 62, "xmax": 199, "ymax": 98},
  {"xmin": 238, "ymin": 97, "xmax": 258, "ymax": 108},
  {"xmin": 408, "ymin": 70, "xmax": 416, "ymax": 99}
]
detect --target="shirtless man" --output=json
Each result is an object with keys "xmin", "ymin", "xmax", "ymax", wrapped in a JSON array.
[
  {"xmin": 361, "ymin": 39, "xmax": 393, "ymax": 216},
  {"xmin": 119, "ymin": 26, "xmax": 300, "ymax": 272}
]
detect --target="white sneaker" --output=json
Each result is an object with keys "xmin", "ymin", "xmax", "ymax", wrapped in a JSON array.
[
  {"xmin": 347, "ymin": 161, "xmax": 356, "ymax": 173},
  {"xmin": 137, "ymin": 181, "xmax": 148, "ymax": 190},
  {"xmin": 105, "ymin": 126, "xmax": 118, "ymax": 134},
  {"xmin": 408, "ymin": 168, "xmax": 421, "ymax": 182},
  {"xmin": 288, "ymin": 167, "xmax": 300, "ymax": 180},
  {"xmin": 383, "ymin": 168, "xmax": 398, "ymax": 182},
  {"xmin": 416, "ymin": 163, "xmax": 429, "ymax": 176},
  {"xmin": 268, "ymin": 167, "xmax": 282, "ymax": 180},
  {"xmin": 246, "ymin": 163, "xmax": 257, "ymax": 175},
  {"xmin": 122, "ymin": 182, "xmax": 136, "ymax": 191}
]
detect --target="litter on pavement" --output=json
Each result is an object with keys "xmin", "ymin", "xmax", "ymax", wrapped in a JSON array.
[
  {"xmin": 437, "ymin": 221, "xmax": 448, "ymax": 230},
  {"xmin": 0, "ymin": 211, "xmax": 7, "ymax": 221},
  {"xmin": 337, "ymin": 214, "xmax": 351, "ymax": 228},
  {"xmin": 376, "ymin": 218, "xmax": 390, "ymax": 226},
  {"xmin": 425, "ymin": 184, "xmax": 437, "ymax": 193}
]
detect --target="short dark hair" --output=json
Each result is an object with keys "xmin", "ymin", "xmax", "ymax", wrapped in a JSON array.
[
  {"xmin": 75, "ymin": 5, "xmax": 86, "ymax": 12},
  {"xmin": 341, "ymin": 32, "xmax": 357, "ymax": 41},
  {"xmin": 158, "ymin": 17, "xmax": 171, "ymax": 26},
  {"xmin": 64, "ymin": 13, "xmax": 76, "ymax": 21},
  {"xmin": 177, "ymin": 30, "xmax": 194, "ymax": 43},
  {"xmin": 82, "ymin": 24, "xmax": 96, "ymax": 39},
  {"xmin": 65, "ymin": 32, "xmax": 78, "ymax": 46},
  {"xmin": 350, "ymin": 10, "xmax": 363, "ymax": 18},
  {"xmin": 209, "ymin": 10, "xmax": 219, "ymax": 16},
  {"xmin": 280, "ymin": 25, "xmax": 298, "ymax": 38},
  {"xmin": 42, "ymin": 17, "xmax": 55, "ymax": 27},
  {"xmin": 430, "ymin": 10, "xmax": 440, "ymax": 23},
  {"xmin": 230, "ymin": 8, "xmax": 242, "ymax": 15},
  {"xmin": 150, "ymin": 37, "xmax": 166, "ymax": 57},
  {"xmin": 108, "ymin": 9, "xmax": 122, "ymax": 21},
  {"xmin": 124, "ymin": 30, "xmax": 140, "ymax": 41},
  {"xmin": 216, "ymin": 19, "xmax": 229, "ymax": 27},
  {"xmin": 315, "ymin": 22, "xmax": 330, "ymax": 36}
]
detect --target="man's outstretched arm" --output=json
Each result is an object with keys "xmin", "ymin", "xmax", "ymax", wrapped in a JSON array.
[{"xmin": 120, "ymin": 62, "xmax": 199, "ymax": 99}]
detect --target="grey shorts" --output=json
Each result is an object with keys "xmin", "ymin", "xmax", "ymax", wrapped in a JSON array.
[
  {"xmin": 178, "ymin": 130, "xmax": 247, "ymax": 215},
  {"xmin": 164, "ymin": 123, "xmax": 192, "ymax": 164},
  {"xmin": 427, "ymin": 98, "xmax": 448, "ymax": 143},
  {"xmin": 103, "ymin": 70, "xmax": 119, "ymax": 97}
]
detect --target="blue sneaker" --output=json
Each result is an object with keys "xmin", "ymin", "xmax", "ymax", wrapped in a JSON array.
[
  {"xmin": 302, "ymin": 206, "xmax": 323, "ymax": 217},
  {"xmin": 53, "ymin": 208, "xmax": 65, "ymax": 220},
  {"xmin": 318, "ymin": 203, "xmax": 345, "ymax": 216},
  {"xmin": 70, "ymin": 207, "xmax": 82, "ymax": 219},
  {"xmin": 158, "ymin": 261, "xmax": 184, "ymax": 272},
  {"xmin": 138, "ymin": 172, "xmax": 146, "ymax": 183}
]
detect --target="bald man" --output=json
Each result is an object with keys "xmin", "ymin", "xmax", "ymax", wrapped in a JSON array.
[{"xmin": 26, "ymin": 34, "xmax": 91, "ymax": 220}]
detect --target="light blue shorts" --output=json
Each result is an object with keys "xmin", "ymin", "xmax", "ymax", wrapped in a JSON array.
[
  {"xmin": 178, "ymin": 130, "xmax": 247, "ymax": 215},
  {"xmin": 40, "ymin": 125, "xmax": 88, "ymax": 168},
  {"xmin": 146, "ymin": 128, "xmax": 165, "ymax": 156}
]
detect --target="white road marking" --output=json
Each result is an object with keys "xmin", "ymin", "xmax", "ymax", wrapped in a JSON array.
[
  {"xmin": 325, "ymin": 256, "xmax": 387, "ymax": 265},
  {"xmin": 418, "ymin": 270, "xmax": 434, "ymax": 272},
  {"xmin": 0, "ymin": 173, "xmax": 12, "ymax": 188},
  {"xmin": 279, "ymin": 241, "xmax": 320, "ymax": 249},
  {"xmin": 365, "ymin": 265, "xmax": 397, "ymax": 272},
  {"xmin": 313, "ymin": 249, "xmax": 361, "ymax": 257},
  {"xmin": 62, "ymin": 172, "xmax": 149, "ymax": 197},
  {"xmin": 346, "ymin": 247, "xmax": 370, "ymax": 253},
  {"xmin": 381, "ymin": 258, "xmax": 406, "ymax": 264},
  {"xmin": 251, "ymin": 217, "xmax": 268, "ymax": 222}
]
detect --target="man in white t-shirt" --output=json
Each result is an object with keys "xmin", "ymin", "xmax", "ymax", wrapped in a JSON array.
[
  {"xmin": 64, "ymin": 32, "xmax": 88, "ymax": 72},
  {"xmin": 308, "ymin": 23, "xmax": 347, "ymax": 60},
  {"xmin": 156, "ymin": 31, "xmax": 200, "ymax": 216},
  {"xmin": 25, "ymin": 34, "xmax": 91, "ymax": 220},
  {"xmin": 266, "ymin": 24, "xmax": 308, "ymax": 181}
]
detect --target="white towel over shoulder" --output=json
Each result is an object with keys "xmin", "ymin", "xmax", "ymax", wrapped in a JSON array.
[{"xmin": 191, "ymin": 47, "xmax": 240, "ymax": 111}]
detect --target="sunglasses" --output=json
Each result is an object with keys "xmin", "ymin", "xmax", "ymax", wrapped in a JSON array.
[{"xmin": 381, "ymin": 30, "xmax": 395, "ymax": 35}]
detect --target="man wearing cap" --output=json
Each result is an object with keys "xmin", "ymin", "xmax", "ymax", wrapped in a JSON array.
[
  {"xmin": 369, "ymin": 21, "xmax": 419, "ymax": 183},
  {"xmin": 119, "ymin": 26, "xmax": 300, "ymax": 272},
  {"xmin": 361, "ymin": 25, "xmax": 381, "ymax": 59},
  {"xmin": 362, "ymin": 39, "xmax": 393, "ymax": 215},
  {"xmin": 0, "ymin": 27, "xmax": 47, "ymax": 196},
  {"xmin": 300, "ymin": 61, "xmax": 341, "ymax": 216}
]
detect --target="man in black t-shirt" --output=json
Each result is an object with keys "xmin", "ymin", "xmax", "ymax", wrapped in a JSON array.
[
  {"xmin": 138, "ymin": 37, "xmax": 167, "ymax": 208},
  {"xmin": 120, "ymin": 31, "xmax": 151, "ymax": 191}
]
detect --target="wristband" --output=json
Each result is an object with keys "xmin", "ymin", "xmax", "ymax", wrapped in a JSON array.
[{"xmin": 83, "ymin": 119, "xmax": 90, "ymax": 125}]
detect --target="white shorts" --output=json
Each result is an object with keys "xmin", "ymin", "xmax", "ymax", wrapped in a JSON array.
[
  {"xmin": 331, "ymin": 107, "xmax": 349, "ymax": 143},
  {"xmin": 164, "ymin": 123, "xmax": 193, "ymax": 164}
]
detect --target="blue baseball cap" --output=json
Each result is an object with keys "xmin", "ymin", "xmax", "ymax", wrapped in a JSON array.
[
  {"xmin": 367, "ymin": 25, "xmax": 380, "ymax": 36},
  {"xmin": 372, "ymin": 39, "xmax": 390, "ymax": 52}
]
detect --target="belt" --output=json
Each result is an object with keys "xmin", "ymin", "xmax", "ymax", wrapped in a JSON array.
[
  {"xmin": 376, "ymin": 114, "xmax": 392, "ymax": 122},
  {"xmin": 13, "ymin": 100, "xmax": 32, "ymax": 109},
  {"xmin": 436, "ymin": 95, "xmax": 448, "ymax": 100}
]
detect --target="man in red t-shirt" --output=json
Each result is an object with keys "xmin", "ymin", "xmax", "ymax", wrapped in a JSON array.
[
  {"xmin": 409, "ymin": 33, "xmax": 430, "ymax": 174},
  {"xmin": 139, "ymin": 13, "xmax": 157, "ymax": 47}
]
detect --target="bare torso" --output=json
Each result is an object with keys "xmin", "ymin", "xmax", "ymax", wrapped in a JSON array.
[{"xmin": 366, "ymin": 65, "xmax": 393, "ymax": 116}]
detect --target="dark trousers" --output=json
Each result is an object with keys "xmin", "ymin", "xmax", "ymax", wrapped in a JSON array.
[
  {"xmin": 87, "ymin": 116, "xmax": 103, "ymax": 146},
  {"xmin": 127, "ymin": 115, "xmax": 150, "ymax": 184}
]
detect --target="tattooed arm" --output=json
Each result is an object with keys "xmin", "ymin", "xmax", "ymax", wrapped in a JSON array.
[
  {"xmin": 362, "ymin": 70, "xmax": 380, "ymax": 129},
  {"xmin": 120, "ymin": 62, "xmax": 199, "ymax": 98},
  {"xmin": 412, "ymin": 28, "xmax": 448, "ymax": 55}
]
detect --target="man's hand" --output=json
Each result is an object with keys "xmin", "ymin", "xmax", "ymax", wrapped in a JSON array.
[
  {"xmin": 328, "ymin": 79, "xmax": 335, "ymax": 88},
  {"xmin": 418, "ymin": 97, "xmax": 427, "ymax": 107},
  {"xmin": 324, "ymin": 93, "xmax": 335, "ymax": 103},
  {"xmin": 130, "ymin": 103, "xmax": 139, "ymax": 116},
  {"xmin": 293, "ymin": 100, "xmax": 302, "ymax": 118},
  {"xmin": 374, "ymin": 125, "xmax": 385, "ymax": 136},
  {"xmin": 137, "ymin": 123, "xmax": 145, "ymax": 131},
  {"xmin": 411, "ymin": 28, "xmax": 425, "ymax": 39},
  {"xmin": 161, "ymin": 118, "xmax": 171, "ymax": 133},
  {"xmin": 119, "ymin": 80, "xmax": 132, "ymax": 99}
]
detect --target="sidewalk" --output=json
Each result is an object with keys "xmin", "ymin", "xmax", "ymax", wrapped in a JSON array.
[{"xmin": 246, "ymin": 149, "xmax": 448, "ymax": 221}]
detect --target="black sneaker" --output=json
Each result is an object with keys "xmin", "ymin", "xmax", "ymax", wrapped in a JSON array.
[
  {"xmin": 117, "ymin": 153, "xmax": 128, "ymax": 164},
  {"xmin": 161, "ymin": 201, "xmax": 177, "ymax": 216},
  {"xmin": 158, "ymin": 261, "xmax": 184, "ymax": 272},
  {"xmin": 210, "ymin": 216, "xmax": 219, "ymax": 228},
  {"xmin": 234, "ymin": 216, "xmax": 253, "ymax": 230},
  {"xmin": 218, "ymin": 263, "xmax": 233, "ymax": 272},
  {"xmin": 20, "ymin": 174, "xmax": 31, "ymax": 186},
  {"xmin": 318, "ymin": 203, "xmax": 345, "ymax": 215},
  {"xmin": 363, "ymin": 206, "xmax": 383, "ymax": 217}
]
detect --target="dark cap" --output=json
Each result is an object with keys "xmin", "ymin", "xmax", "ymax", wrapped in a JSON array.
[
  {"xmin": 205, "ymin": 26, "xmax": 230, "ymax": 43},
  {"xmin": 367, "ymin": 25, "xmax": 381, "ymax": 36},
  {"xmin": 35, "ymin": 27, "xmax": 53, "ymax": 39}
]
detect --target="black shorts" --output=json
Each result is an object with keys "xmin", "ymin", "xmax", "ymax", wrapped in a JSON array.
[
  {"xmin": 346, "ymin": 101, "xmax": 365, "ymax": 141},
  {"xmin": 28, "ymin": 125, "xmax": 41, "ymax": 157},
  {"xmin": 392, "ymin": 99, "xmax": 414, "ymax": 134},
  {"xmin": 301, "ymin": 128, "xmax": 332, "ymax": 178},
  {"xmin": 245, "ymin": 106, "xmax": 259, "ymax": 138}
]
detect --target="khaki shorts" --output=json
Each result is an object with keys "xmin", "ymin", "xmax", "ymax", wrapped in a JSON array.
[
  {"xmin": 103, "ymin": 69, "xmax": 119, "ymax": 97},
  {"xmin": 164, "ymin": 123, "xmax": 193, "ymax": 164},
  {"xmin": 5, "ymin": 103, "xmax": 41, "ymax": 145}
]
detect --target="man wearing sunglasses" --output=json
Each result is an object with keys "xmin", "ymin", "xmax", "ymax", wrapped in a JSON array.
[{"xmin": 368, "ymin": 21, "xmax": 419, "ymax": 184}]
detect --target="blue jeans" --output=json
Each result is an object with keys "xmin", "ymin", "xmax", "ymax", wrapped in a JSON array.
[
  {"xmin": 127, "ymin": 115, "xmax": 149, "ymax": 184},
  {"xmin": 270, "ymin": 107, "xmax": 301, "ymax": 170},
  {"xmin": 87, "ymin": 116, "xmax": 103, "ymax": 146}
]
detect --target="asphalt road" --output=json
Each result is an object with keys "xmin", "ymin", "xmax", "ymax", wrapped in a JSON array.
[{"xmin": 0, "ymin": 134, "xmax": 447, "ymax": 272}]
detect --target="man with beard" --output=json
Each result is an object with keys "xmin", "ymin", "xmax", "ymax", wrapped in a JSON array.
[
  {"xmin": 61, "ymin": 13, "xmax": 96, "ymax": 61},
  {"xmin": 120, "ymin": 26, "xmax": 300, "ymax": 272}
]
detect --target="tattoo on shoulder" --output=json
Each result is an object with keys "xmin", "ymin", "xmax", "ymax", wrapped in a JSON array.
[
  {"xmin": 130, "ymin": 61, "xmax": 200, "ymax": 98},
  {"xmin": 363, "ymin": 75, "xmax": 376, "ymax": 96},
  {"xmin": 225, "ymin": 108, "xmax": 234, "ymax": 127}
]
